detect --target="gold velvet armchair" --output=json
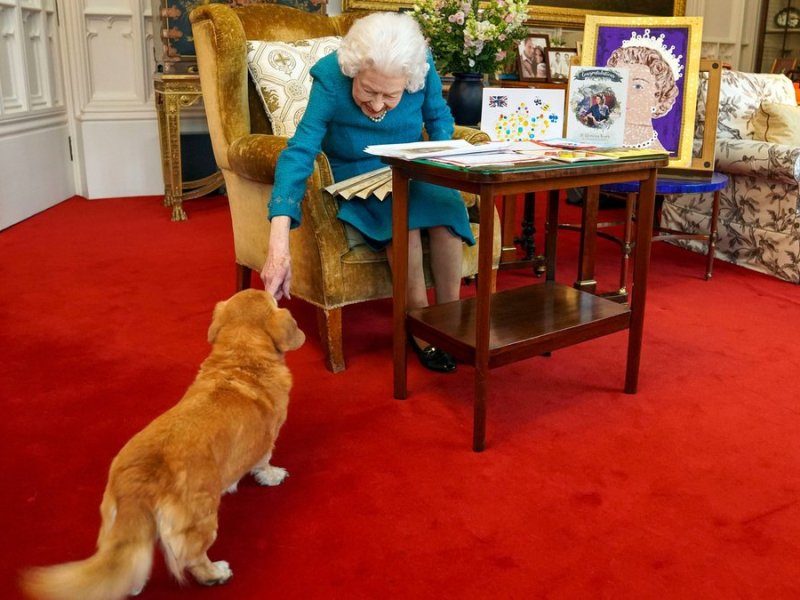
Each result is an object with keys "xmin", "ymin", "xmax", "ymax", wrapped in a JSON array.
[{"xmin": 190, "ymin": 3, "xmax": 501, "ymax": 373}]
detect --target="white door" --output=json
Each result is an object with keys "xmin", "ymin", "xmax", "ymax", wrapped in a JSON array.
[{"xmin": 0, "ymin": 0, "xmax": 74, "ymax": 230}]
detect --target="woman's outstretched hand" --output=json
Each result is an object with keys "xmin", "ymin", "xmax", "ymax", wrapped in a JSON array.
[{"xmin": 261, "ymin": 216, "xmax": 292, "ymax": 301}]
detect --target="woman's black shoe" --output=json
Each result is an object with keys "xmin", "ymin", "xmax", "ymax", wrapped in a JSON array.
[{"xmin": 408, "ymin": 336, "xmax": 456, "ymax": 373}]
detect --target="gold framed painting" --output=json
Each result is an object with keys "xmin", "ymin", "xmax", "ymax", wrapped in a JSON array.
[
  {"xmin": 581, "ymin": 15, "xmax": 703, "ymax": 170},
  {"xmin": 341, "ymin": 0, "xmax": 409, "ymax": 10},
  {"xmin": 341, "ymin": 1, "xmax": 686, "ymax": 20},
  {"xmin": 526, "ymin": 1, "xmax": 686, "ymax": 27}
]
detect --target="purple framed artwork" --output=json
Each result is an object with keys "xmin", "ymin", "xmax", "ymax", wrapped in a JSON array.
[{"xmin": 581, "ymin": 15, "xmax": 703, "ymax": 169}]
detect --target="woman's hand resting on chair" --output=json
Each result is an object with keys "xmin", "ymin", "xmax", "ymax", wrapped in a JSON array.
[{"xmin": 261, "ymin": 215, "xmax": 292, "ymax": 301}]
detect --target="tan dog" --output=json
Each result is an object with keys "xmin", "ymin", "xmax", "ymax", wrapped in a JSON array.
[{"xmin": 21, "ymin": 289, "xmax": 305, "ymax": 600}]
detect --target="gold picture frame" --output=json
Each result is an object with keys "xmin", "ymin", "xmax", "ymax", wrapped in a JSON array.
[
  {"xmin": 341, "ymin": 0, "xmax": 409, "ymax": 10},
  {"xmin": 581, "ymin": 15, "xmax": 703, "ymax": 170},
  {"xmin": 526, "ymin": 1, "xmax": 686, "ymax": 27},
  {"xmin": 341, "ymin": 1, "xmax": 687, "ymax": 19}
]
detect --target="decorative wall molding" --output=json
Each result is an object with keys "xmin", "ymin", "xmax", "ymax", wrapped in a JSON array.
[{"xmin": 61, "ymin": 0, "xmax": 153, "ymax": 117}]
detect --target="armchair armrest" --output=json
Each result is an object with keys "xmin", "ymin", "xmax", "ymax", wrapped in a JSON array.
[
  {"xmin": 228, "ymin": 134, "xmax": 287, "ymax": 184},
  {"xmin": 715, "ymin": 139, "xmax": 800, "ymax": 184},
  {"xmin": 453, "ymin": 125, "xmax": 490, "ymax": 145}
]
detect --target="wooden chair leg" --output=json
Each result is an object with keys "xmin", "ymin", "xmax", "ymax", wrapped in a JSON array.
[
  {"xmin": 316, "ymin": 306, "xmax": 345, "ymax": 373},
  {"xmin": 236, "ymin": 264, "xmax": 252, "ymax": 291}
]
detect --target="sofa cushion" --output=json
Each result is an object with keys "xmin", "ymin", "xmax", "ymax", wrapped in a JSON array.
[
  {"xmin": 752, "ymin": 102, "xmax": 800, "ymax": 145},
  {"xmin": 246, "ymin": 36, "xmax": 341, "ymax": 137}
]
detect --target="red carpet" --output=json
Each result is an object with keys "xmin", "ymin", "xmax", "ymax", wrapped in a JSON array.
[{"xmin": 1, "ymin": 195, "xmax": 799, "ymax": 599}]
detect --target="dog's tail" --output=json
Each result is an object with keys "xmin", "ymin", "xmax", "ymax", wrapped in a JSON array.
[{"xmin": 20, "ymin": 492, "xmax": 155, "ymax": 600}]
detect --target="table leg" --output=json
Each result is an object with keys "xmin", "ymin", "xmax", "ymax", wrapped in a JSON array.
[
  {"xmin": 625, "ymin": 170, "xmax": 657, "ymax": 394},
  {"xmin": 618, "ymin": 191, "xmax": 636, "ymax": 295},
  {"xmin": 473, "ymin": 185, "xmax": 497, "ymax": 452},
  {"xmin": 705, "ymin": 189, "xmax": 721, "ymax": 280},
  {"xmin": 575, "ymin": 185, "xmax": 599, "ymax": 293},
  {"xmin": 162, "ymin": 92, "xmax": 187, "ymax": 221},
  {"xmin": 517, "ymin": 192, "xmax": 536, "ymax": 261},
  {"xmin": 544, "ymin": 189, "xmax": 560, "ymax": 282},
  {"xmin": 392, "ymin": 168, "xmax": 410, "ymax": 400}
]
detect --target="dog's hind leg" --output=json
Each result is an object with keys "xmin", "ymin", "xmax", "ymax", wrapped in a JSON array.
[
  {"xmin": 159, "ymin": 494, "xmax": 233, "ymax": 586},
  {"xmin": 251, "ymin": 451, "xmax": 288, "ymax": 486}
]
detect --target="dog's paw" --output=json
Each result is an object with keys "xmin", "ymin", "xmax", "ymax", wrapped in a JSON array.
[
  {"xmin": 253, "ymin": 466, "xmax": 289, "ymax": 486},
  {"xmin": 200, "ymin": 561, "xmax": 233, "ymax": 586}
]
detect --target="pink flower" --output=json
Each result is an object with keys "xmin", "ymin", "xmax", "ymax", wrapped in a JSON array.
[{"xmin": 448, "ymin": 10, "xmax": 465, "ymax": 25}]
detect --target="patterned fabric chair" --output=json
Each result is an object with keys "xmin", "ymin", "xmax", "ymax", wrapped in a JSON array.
[
  {"xmin": 660, "ymin": 70, "xmax": 800, "ymax": 283},
  {"xmin": 190, "ymin": 3, "xmax": 501, "ymax": 373}
]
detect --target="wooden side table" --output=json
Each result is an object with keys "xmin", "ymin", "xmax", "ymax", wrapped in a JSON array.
[
  {"xmin": 153, "ymin": 73, "xmax": 224, "ymax": 221},
  {"xmin": 386, "ymin": 156, "xmax": 668, "ymax": 451}
]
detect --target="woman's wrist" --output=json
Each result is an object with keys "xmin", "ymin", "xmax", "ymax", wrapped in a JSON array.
[{"xmin": 269, "ymin": 216, "xmax": 292, "ymax": 254}]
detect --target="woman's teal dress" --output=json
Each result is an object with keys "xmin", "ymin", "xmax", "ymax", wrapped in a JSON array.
[{"xmin": 269, "ymin": 51, "xmax": 475, "ymax": 250}]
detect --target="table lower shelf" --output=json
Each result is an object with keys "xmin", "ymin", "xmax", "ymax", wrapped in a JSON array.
[{"xmin": 407, "ymin": 282, "xmax": 631, "ymax": 369}]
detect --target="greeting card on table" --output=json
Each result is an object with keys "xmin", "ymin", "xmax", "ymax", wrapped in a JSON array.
[
  {"xmin": 565, "ymin": 66, "xmax": 628, "ymax": 147},
  {"xmin": 480, "ymin": 87, "xmax": 565, "ymax": 142}
]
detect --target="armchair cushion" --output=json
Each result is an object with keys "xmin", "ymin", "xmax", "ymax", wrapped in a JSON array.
[
  {"xmin": 752, "ymin": 102, "xmax": 800, "ymax": 145},
  {"xmin": 246, "ymin": 36, "xmax": 341, "ymax": 137}
]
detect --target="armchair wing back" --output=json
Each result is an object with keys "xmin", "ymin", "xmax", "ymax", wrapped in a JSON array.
[
  {"xmin": 661, "ymin": 70, "xmax": 800, "ymax": 283},
  {"xmin": 190, "ymin": 3, "xmax": 501, "ymax": 372}
]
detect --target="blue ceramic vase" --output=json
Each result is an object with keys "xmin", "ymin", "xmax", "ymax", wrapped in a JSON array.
[{"xmin": 447, "ymin": 72, "xmax": 484, "ymax": 126}]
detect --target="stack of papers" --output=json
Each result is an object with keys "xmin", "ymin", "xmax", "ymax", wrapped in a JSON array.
[
  {"xmin": 323, "ymin": 167, "xmax": 392, "ymax": 202},
  {"xmin": 363, "ymin": 139, "xmax": 514, "ymax": 160}
]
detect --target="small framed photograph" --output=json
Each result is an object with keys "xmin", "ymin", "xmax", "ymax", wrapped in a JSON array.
[
  {"xmin": 771, "ymin": 57, "xmax": 798, "ymax": 76},
  {"xmin": 546, "ymin": 47, "xmax": 578, "ymax": 83},
  {"xmin": 517, "ymin": 33, "xmax": 550, "ymax": 82}
]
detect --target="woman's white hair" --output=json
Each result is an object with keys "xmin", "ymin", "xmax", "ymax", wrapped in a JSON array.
[{"xmin": 338, "ymin": 12, "xmax": 430, "ymax": 93}]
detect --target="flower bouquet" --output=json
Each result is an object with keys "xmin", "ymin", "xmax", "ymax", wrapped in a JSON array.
[{"xmin": 413, "ymin": 0, "xmax": 530, "ymax": 75}]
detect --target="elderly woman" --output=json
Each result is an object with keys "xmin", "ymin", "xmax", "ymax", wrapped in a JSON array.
[{"xmin": 261, "ymin": 12, "xmax": 472, "ymax": 373}]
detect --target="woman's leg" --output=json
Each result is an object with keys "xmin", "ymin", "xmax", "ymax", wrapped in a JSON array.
[
  {"xmin": 386, "ymin": 228, "xmax": 428, "ymax": 309},
  {"xmin": 427, "ymin": 226, "xmax": 463, "ymax": 304},
  {"xmin": 386, "ymin": 228, "xmax": 456, "ymax": 373}
]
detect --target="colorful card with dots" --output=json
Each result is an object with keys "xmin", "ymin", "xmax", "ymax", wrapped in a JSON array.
[{"xmin": 480, "ymin": 87, "xmax": 566, "ymax": 142}]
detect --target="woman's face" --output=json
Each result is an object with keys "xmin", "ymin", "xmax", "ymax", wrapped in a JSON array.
[
  {"xmin": 352, "ymin": 68, "xmax": 406, "ymax": 119},
  {"xmin": 626, "ymin": 63, "xmax": 657, "ymax": 125}
]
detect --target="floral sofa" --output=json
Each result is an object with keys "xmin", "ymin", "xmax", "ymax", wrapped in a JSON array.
[{"xmin": 660, "ymin": 70, "xmax": 800, "ymax": 283}]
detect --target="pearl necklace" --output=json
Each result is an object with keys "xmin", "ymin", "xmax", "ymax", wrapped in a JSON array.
[
  {"xmin": 624, "ymin": 130, "xmax": 658, "ymax": 149},
  {"xmin": 367, "ymin": 110, "xmax": 387, "ymax": 123}
]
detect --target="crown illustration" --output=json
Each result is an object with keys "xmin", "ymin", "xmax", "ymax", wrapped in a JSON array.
[{"xmin": 621, "ymin": 29, "xmax": 683, "ymax": 81}]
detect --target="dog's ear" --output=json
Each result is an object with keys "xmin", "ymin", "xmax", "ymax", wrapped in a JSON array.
[
  {"xmin": 207, "ymin": 300, "xmax": 228, "ymax": 344},
  {"xmin": 269, "ymin": 309, "xmax": 305, "ymax": 353}
]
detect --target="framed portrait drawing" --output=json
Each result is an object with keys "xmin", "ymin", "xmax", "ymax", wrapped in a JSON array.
[
  {"xmin": 518, "ymin": 34, "xmax": 550, "ymax": 81},
  {"xmin": 581, "ymin": 15, "xmax": 703, "ymax": 169},
  {"xmin": 546, "ymin": 47, "xmax": 577, "ymax": 83}
]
